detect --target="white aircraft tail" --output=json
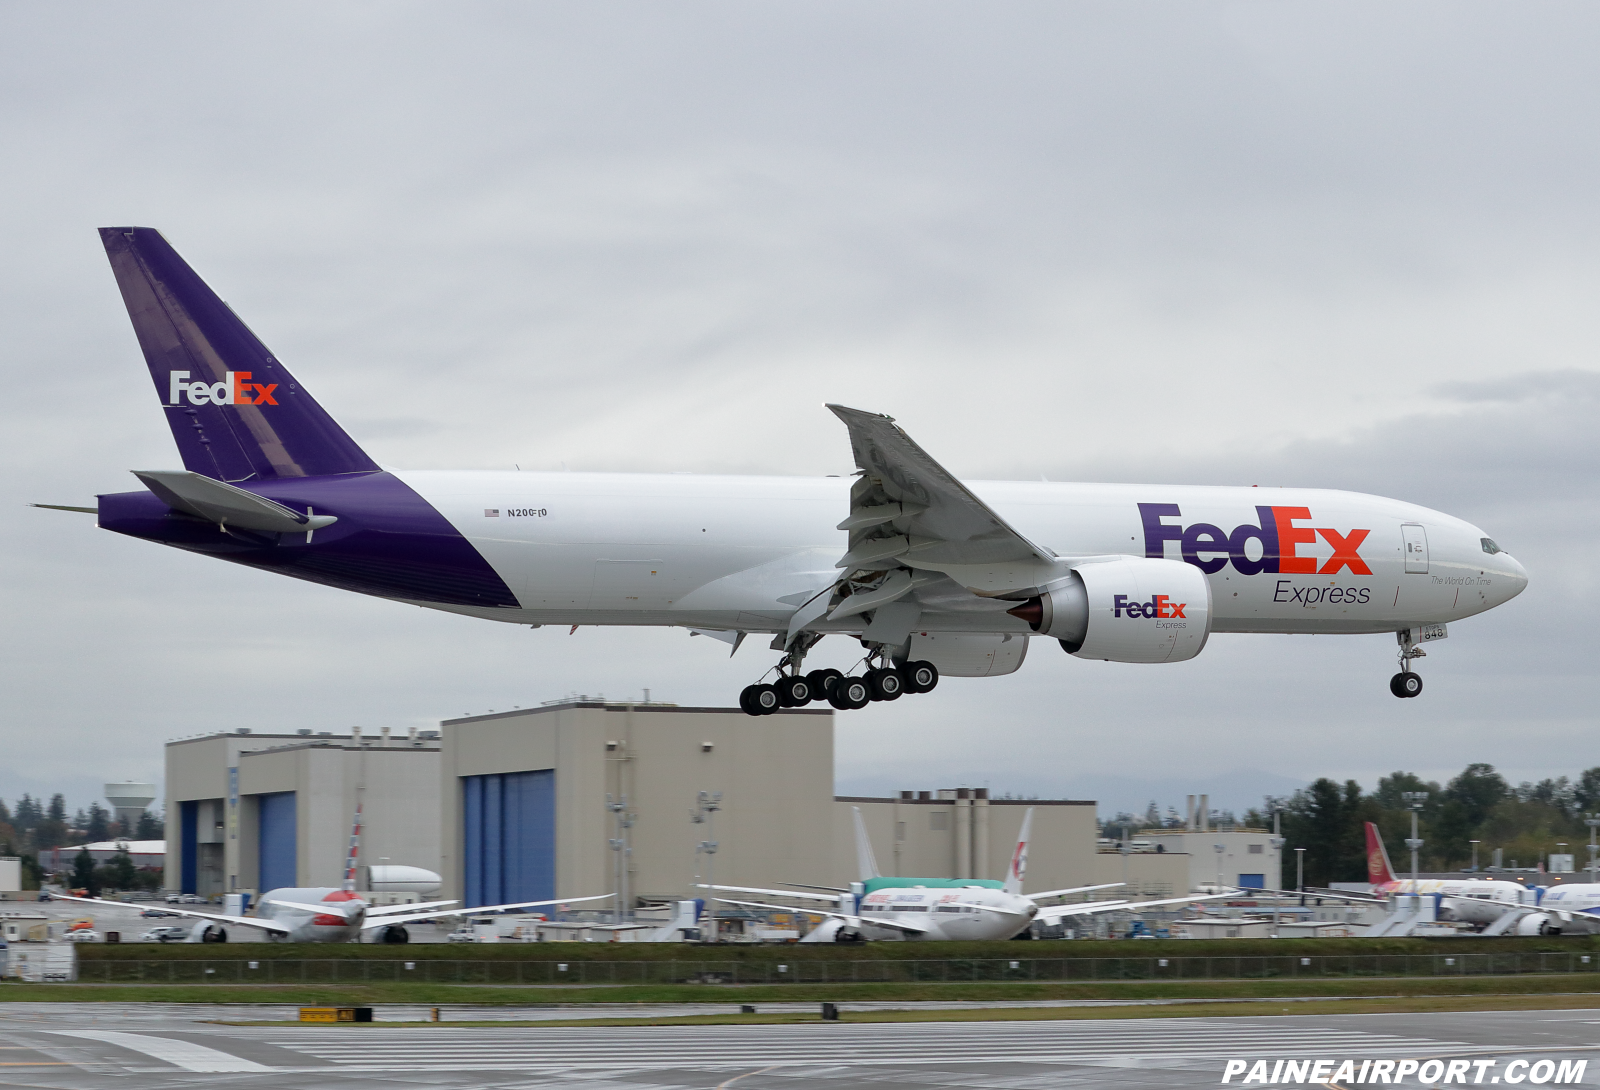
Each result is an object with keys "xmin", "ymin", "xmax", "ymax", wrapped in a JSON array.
[
  {"xmin": 1003, "ymin": 807, "xmax": 1034, "ymax": 895},
  {"xmin": 852, "ymin": 806, "xmax": 881, "ymax": 880},
  {"xmin": 342, "ymin": 802, "xmax": 363, "ymax": 893}
]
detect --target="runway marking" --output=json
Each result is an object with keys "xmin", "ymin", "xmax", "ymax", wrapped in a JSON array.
[
  {"xmin": 718, "ymin": 1064, "xmax": 784, "ymax": 1088},
  {"xmin": 51, "ymin": 1030, "xmax": 271, "ymax": 1072}
]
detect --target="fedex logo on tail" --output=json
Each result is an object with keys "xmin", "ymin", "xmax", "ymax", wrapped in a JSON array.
[
  {"xmin": 168, "ymin": 371, "xmax": 278, "ymax": 407},
  {"xmin": 1140, "ymin": 503, "xmax": 1371, "ymax": 577}
]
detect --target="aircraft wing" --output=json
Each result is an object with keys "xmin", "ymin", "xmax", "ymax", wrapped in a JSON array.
[
  {"xmin": 1026, "ymin": 883, "xmax": 1126, "ymax": 902},
  {"xmin": 1034, "ymin": 890, "xmax": 1242, "ymax": 924},
  {"xmin": 1248, "ymin": 885, "xmax": 1386, "ymax": 905},
  {"xmin": 358, "ymin": 892, "xmax": 612, "ymax": 931},
  {"xmin": 365, "ymin": 899, "xmax": 460, "ymax": 917},
  {"xmin": 51, "ymin": 894, "xmax": 293, "ymax": 936},
  {"xmin": 697, "ymin": 883, "xmax": 843, "ymax": 904},
  {"xmin": 713, "ymin": 897, "xmax": 929, "ymax": 936},
  {"xmin": 828, "ymin": 404, "xmax": 1065, "ymax": 595}
]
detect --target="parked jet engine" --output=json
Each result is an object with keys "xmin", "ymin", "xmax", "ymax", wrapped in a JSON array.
[{"xmin": 1007, "ymin": 557, "xmax": 1212, "ymax": 663}]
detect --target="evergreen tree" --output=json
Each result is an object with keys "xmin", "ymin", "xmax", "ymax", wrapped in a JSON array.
[
  {"xmin": 12, "ymin": 795, "xmax": 40, "ymax": 832},
  {"xmin": 46, "ymin": 794, "xmax": 66, "ymax": 823},
  {"xmin": 98, "ymin": 850, "xmax": 136, "ymax": 892},
  {"xmin": 134, "ymin": 811, "xmax": 164, "ymax": 840},
  {"xmin": 70, "ymin": 848, "xmax": 98, "ymax": 896},
  {"xmin": 85, "ymin": 803, "xmax": 111, "ymax": 843}
]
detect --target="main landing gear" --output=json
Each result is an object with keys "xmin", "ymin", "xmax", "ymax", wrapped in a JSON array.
[
  {"xmin": 739, "ymin": 640, "xmax": 939, "ymax": 716},
  {"xmin": 1390, "ymin": 630, "xmax": 1426, "ymax": 699}
]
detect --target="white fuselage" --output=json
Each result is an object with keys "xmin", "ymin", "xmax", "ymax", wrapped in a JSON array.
[
  {"xmin": 255, "ymin": 887, "xmax": 366, "ymax": 943},
  {"xmin": 1378, "ymin": 879, "xmax": 1533, "ymax": 924},
  {"xmin": 395, "ymin": 471, "xmax": 1527, "ymax": 636},
  {"xmin": 855, "ymin": 886, "xmax": 1037, "ymax": 941}
]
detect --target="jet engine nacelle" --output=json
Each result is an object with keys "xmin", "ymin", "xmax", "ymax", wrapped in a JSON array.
[
  {"xmin": 1514, "ymin": 913, "xmax": 1558, "ymax": 936},
  {"xmin": 1009, "ymin": 557, "xmax": 1212, "ymax": 663}
]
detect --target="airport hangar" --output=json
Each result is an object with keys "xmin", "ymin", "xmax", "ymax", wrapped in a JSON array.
[{"xmin": 164, "ymin": 701, "xmax": 1278, "ymax": 909}]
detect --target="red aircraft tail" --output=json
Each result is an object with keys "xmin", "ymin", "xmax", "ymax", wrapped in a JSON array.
[{"xmin": 1366, "ymin": 821, "xmax": 1398, "ymax": 887}]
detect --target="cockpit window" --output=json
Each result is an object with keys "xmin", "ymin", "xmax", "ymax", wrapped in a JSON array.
[{"xmin": 1481, "ymin": 538, "xmax": 1503, "ymax": 555}]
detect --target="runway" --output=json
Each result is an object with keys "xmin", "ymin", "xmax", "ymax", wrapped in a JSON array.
[{"xmin": 0, "ymin": 1004, "xmax": 1595, "ymax": 1088}]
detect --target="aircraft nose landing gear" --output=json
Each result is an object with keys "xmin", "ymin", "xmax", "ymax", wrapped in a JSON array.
[{"xmin": 1390, "ymin": 630, "xmax": 1426, "ymax": 698}]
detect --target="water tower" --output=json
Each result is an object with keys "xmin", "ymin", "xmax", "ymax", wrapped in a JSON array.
[{"xmin": 104, "ymin": 782, "xmax": 157, "ymax": 834}]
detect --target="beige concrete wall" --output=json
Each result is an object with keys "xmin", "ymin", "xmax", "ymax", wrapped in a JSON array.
[
  {"xmin": 1087, "ymin": 851, "xmax": 1193, "ymax": 898},
  {"xmin": 1142, "ymin": 830, "xmax": 1279, "ymax": 892},
  {"xmin": 168, "ymin": 733, "xmax": 440, "ymax": 894},
  {"xmin": 440, "ymin": 703, "xmax": 836, "ymax": 905},
  {"xmin": 840, "ymin": 798, "xmax": 1098, "ymax": 891}
]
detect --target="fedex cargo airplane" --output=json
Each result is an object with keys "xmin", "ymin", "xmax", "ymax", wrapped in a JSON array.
[
  {"xmin": 40, "ymin": 228, "xmax": 1528, "ymax": 712},
  {"xmin": 707, "ymin": 807, "xmax": 1239, "ymax": 941}
]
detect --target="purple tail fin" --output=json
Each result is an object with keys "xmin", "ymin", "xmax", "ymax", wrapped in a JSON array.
[{"xmin": 100, "ymin": 227, "xmax": 379, "ymax": 482}]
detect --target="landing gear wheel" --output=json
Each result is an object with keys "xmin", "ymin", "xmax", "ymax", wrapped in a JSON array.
[
  {"xmin": 749, "ymin": 683, "xmax": 781, "ymax": 714},
  {"xmin": 828, "ymin": 676, "xmax": 872, "ymax": 710},
  {"xmin": 806, "ymin": 668, "xmax": 844, "ymax": 698},
  {"xmin": 1390, "ymin": 672, "xmax": 1423, "ymax": 698},
  {"xmin": 866, "ymin": 667, "xmax": 905, "ymax": 701},
  {"xmin": 738, "ymin": 684, "xmax": 760, "ymax": 715},
  {"xmin": 775, "ymin": 675, "xmax": 812, "ymax": 707},
  {"xmin": 903, "ymin": 660, "xmax": 939, "ymax": 694}
]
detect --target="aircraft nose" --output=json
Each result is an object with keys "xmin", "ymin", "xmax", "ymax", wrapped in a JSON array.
[{"xmin": 1501, "ymin": 552, "xmax": 1529, "ymax": 599}]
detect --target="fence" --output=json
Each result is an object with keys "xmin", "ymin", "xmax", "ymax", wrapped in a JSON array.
[{"xmin": 71, "ymin": 951, "xmax": 1600, "ymax": 985}]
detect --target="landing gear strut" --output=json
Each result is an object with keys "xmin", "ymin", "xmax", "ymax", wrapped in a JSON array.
[
  {"xmin": 738, "ymin": 635, "xmax": 939, "ymax": 715},
  {"xmin": 1390, "ymin": 630, "xmax": 1425, "ymax": 698}
]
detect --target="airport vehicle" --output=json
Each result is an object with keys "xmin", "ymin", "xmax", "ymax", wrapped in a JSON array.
[
  {"xmin": 141, "ymin": 908, "xmax": 179, "ymax": 918},
  {"xmin": 707, "ymin": 808, "xmax": 1238, "ymax": 941},
  {"xmin": 61, "ymin": 929, "xmax": 100, "ymax": 943},
  {"xmin": 42, "ymin": 228, "xmax": 1528, "ymax": 710},
  {"xmin": 139, "ymin": 926, "xmax": 190, "ymax": 943},
  {"xmin": 57, "ymin": 809, "xmax": 608, "ymax": 943}
]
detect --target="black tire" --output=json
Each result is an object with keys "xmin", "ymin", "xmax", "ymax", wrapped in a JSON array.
[
  {"xmin": 750, "ymin": 683, "xmax": 782, "ymax": 715},
  {"xmin": 806, "ymin": 668, "xmax": 843, "ymax": 697},
  {"xmin": 738, "ymin": 684, "xmax": 761, "ymax": 715},
  {"xmin": 829, "ymin": 676, "xmax": 871, "ymax": 710},
  {"xmin": 866, "ymin": 667, "xmax": 905, "ymax": 701},
  {"xmin": 904, "ymin": 660, "xmax": 939, "ymax": 694},
  {"xmin": 775, "ymin": 675, "xmax": 812, "ymax": 707},
  {"xmin": 1390, "ymin": 672, "xmax": 1423, "ymax": 698}
]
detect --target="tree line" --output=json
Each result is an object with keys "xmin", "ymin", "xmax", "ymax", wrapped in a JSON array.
[
  {"xmin": 0, "ymin": 794, "xmax": 166, "ymax": 891},
  {"xmin": 1256, "ymin": 764, "xmax": 1600, "ymax": 889}
]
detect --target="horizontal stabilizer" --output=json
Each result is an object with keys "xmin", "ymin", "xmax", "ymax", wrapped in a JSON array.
[
  {"xmin": 29, "ymin": 504, "xmax": 98, "ymax": 514},
  {"xmin": 133, "ymin": 469, "xmax": 337, "ymax": 533}
]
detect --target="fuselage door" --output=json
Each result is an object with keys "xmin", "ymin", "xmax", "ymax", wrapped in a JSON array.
[{"xmin": 1401, "ymin": 524, "xmax": 1429, "ymax": 574}]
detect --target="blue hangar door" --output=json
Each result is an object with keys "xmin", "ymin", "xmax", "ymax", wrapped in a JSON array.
[
  {"xmin": 462, "ymin": 770, "xmax": 555, "ymax": 908},
  {"xmin": 256, "ymin": 792, "xmax": 297, "ymax": 892}
]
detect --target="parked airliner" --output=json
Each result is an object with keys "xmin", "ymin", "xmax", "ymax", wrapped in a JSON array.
[
  {"xmin": 39, "ymin": 229, "xmax": 1528, "ymax": 711},
  {"xmin": 57, "ymin": 809, "xmax": 607, "ymax": 942},
  {"xmin": 1360, "ymin": 822, "xmax": 1532, "ymax": 926},
  {"xmin": 706, "ymin": 807, "xmax": 1237, "ymax": 941}
]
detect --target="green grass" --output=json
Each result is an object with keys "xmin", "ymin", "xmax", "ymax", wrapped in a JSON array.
[
  {"xmin": 76, "ymin": 933, "xmax": 1600, "ymax": 963},
  {"xmin": 8, "ymin": 971, "xmax": 1600, "ymax": 1006}
]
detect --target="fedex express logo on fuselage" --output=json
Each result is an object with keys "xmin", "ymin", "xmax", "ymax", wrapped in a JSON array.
[
  {"xmin": 1139, "ymin": 503, "xmax": 1371, "ymax": 577},
  {"xmin": 167, "ymin": 371, "xmax": 278, "ymax": 406}
]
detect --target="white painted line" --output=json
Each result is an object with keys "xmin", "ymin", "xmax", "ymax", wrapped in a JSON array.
[{"xmin": 51, "ymin": 1030, "xmax": 271, "ymax": 1072}]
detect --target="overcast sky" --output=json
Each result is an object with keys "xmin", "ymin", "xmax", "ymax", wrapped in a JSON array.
[{"xmin": 3, "ymin": 2, "xmax": 1597, "ymax": 819}]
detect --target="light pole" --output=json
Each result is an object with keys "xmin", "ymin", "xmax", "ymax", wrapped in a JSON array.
[
  {"xmin": 1402, "ymin": 791, "xmax": 1429, "ymax": 888},
  {"xmin": 1586, "ymin": 814, "xmax": 1600, "ymax": 881},
  {"xmin": 1269, "ymin": 810, "xmax": 1286, "ymax": 937},
  {"xmin": 606, "ymin": 793, "xmax": 634, "ymax": 925},
  {"xmin": 1294, "ymin": 847, "xmax": 1306, "ymax": 907},
  {"xmin": 1468, "ymin": 840, "xmax": 1480, "ymax": 874},
  {"xmin": 691, "ymin": 790, "xmax": 722, "ymax": 940}
]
